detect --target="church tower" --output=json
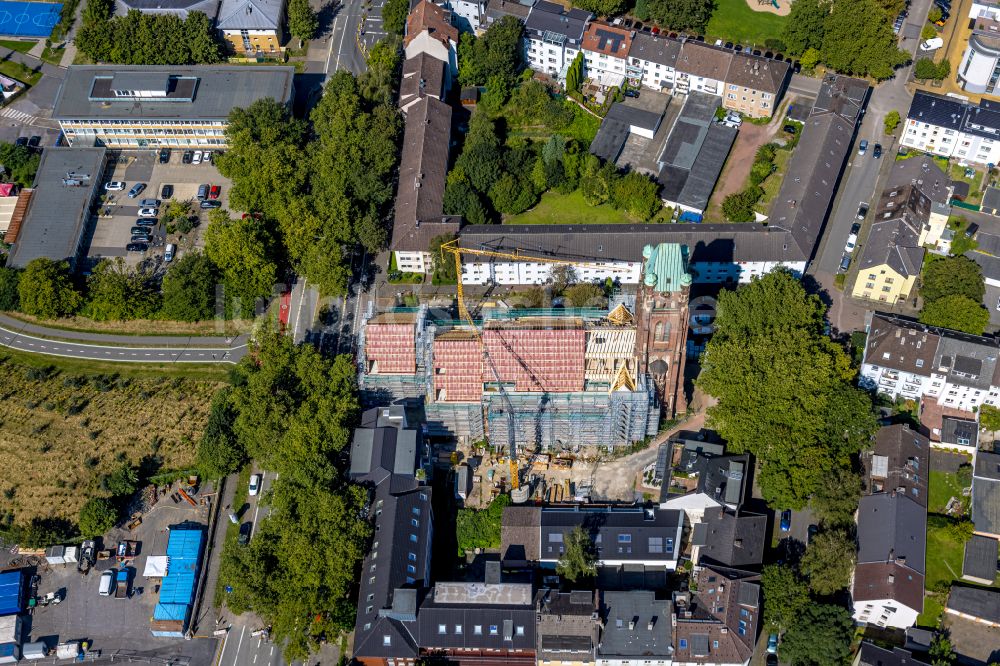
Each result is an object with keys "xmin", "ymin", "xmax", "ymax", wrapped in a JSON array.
[{"xmin": 633, "ymin": 243, "xmax": 692, "ymax": 417}]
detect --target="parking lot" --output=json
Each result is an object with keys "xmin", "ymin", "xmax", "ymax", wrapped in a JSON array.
[
  {"xmin": 8, "ymin": 482, "xmax": 220, "ymax": 664},
  {"xmin": 87, "ymin": 150, "xmax": 232, "ymax": 270}
]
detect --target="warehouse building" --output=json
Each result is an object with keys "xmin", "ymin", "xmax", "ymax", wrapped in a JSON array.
[
  {"xmin": 53, "ymin": 66, "xmax": 295, "ymax": 149},
  {"xmin": 150, "ymin": 526, "xmax": 205, "ymax": 638}
]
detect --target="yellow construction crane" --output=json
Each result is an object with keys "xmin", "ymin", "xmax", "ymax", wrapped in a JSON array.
[{"xmin": 438, "ymin": 239, "xmax": 636, "ymax": 490}]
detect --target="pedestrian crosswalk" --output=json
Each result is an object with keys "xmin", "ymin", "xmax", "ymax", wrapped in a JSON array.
[{"xmin": 0, "ymin": 106, "xmax": 57, "ymax": 129}]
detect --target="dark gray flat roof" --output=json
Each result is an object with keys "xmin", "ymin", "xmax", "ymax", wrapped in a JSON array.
[
  {"xmin": 598, "ymin": 591, "xmax": 672, "ymax": 658},
  {"xmin": 857, "ymin": 493, "xmax": 926, "ymax": 575},
  {"xmin": 947, "ymin": 585, "xmax": 1000, "ymax": 622},
  {"xmin": 53, "ymin": 66, "xmax": 295, "ymax": 121},
  {"xmin": 962, "ymin": 535, "xmax": 998, "ymax": 582},
  {"xmin": 8, "ymin": 147, "xmax": 106, "ymax": 269}
]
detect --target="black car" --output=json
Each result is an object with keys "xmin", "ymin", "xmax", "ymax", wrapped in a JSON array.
[
  {"xmin": 783, "ymin": 124, "xmax": 798, "ymax": 134},
  {"xmin": 807, "ymin": 524, "xmax": 819, "ymax": 544},
  {"xmin": 135, "ymin": 218, "xmax": 158, "ymax": 226},
  {"xmin": 27, "ymin": 136, "xmax": 40, "ymax": 148},
  {"xmin": 200, "ymin": 199, "xmax": 221, "ymax": 209},
  {"xmin": 126, "ymin": 242, "xmax": 148, "ymax": 252},
  {"xmin": 131, "ymin": 234, "xmax": 151, "ymax": 243},
  {"xmin": 238, "ymin": 522, "xmax": 252, "ymax": 546},
  {"xmin": 158, "ymin": 148, "xmax": 170, "ymax": 164},
  {"xmin": 850, "ymin": 222, "xmax": 861, "ymax": 235},
  {"xmin": 14, "ymin": 137, "xmax": 27, "ymax": 147},
  {"xmin": 766, "ymin": 655, "xmax": 779, "ymax": 666},
  {"xmin": 624, "ymin": 89, "xmax": 640, "ymax": 98},
  {"xmin": 840, "ymin": 254, "xmax": 852, "ymax": 271},
  {"xmin": 965, "ymin": 222, "xmax": 980, "ymax": 238},
  {"xmin": 182, "ymin": 150, "xmax": 194, "ymax": 164},
  {"xmin": 160, "ymin": 184, "xmax": 173, "ymax": 199},
  {"xmin": 873, "ymin": 143, "xmax": 883, "ymax": 159},
  {"xmin": 130, "ymin": 226, "xmax": 147, "ymax": 235}
]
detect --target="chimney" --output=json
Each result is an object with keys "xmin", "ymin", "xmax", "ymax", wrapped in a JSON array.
[
  {"xmin": 629, "ymin": 619, "xmax": 636, "ymax": 631},
  {"xmin": 647, "ymin": 618, "xmax": 655, "ymax": 631}
]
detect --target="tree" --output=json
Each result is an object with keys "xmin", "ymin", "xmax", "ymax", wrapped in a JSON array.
[
  {"xmin": 919, "ymin": 295, "xmax": 989, "ymax": 335},
  {"xmin": 929, "ymin": 634, "xmax": 956, "ymax": 666},
  {"xmin": 922, "ymin": 255, "xmax": 985, "ymax": 303},
  {"xmin": 822, "ymin": 0, "xmax": 909, "ymax": 80},
  {"xmin": 811, "ymin": 463, "xmax": 862, "ymax": 527},
  {"xmin": 551, "ymin": 265, "xmax": 578, "ymax": 293},
  {"xmin": 647, "ymin": 0, "xmax": 715, "ymax": 33},
  {"xmin": 457, "ymin": 16, "xmax": 524, "ymax": 87},
  {"xmin": 928, "ymin": 5, "xmax": 942, "ymax": 22},
  {"xmin": 980, "ymin": 404, "xmax": 1000, "ymax": 431},
  {"xmin": 782, "ymin": 0, "xmax": 829, "ymax": 55},
  {"xmin": 921, "ymin": 24, "xmax": 938, "ymax": 40},
  {"xmin": 633, "ymin": 0, "xmax": 650, "ymax": 20},
  {"xmin": 360, "ymin": 36, "xmax": 402, "ymax": 106},
  {"xmin": 760, "ymin": 564, "xmax": 809, "ymax": 631},
  {"xmin": 382, "ymin": 0, "xmax": 408, "ymax": 34},
  {"xmin": 78, "ymin": 497, "xmax": 117, "ymax": 537},
  {"xmin": 0, "ymin": 143, "xmax": 40, "ymax": 187},
  {"xmin": 722, "ymin": 186, "xmax": 763, "ymax": 222},
  {"xmin": 196, "ymin": 388, "xmax": 245, "ymax": 479},
  {"xmin": 161, "ymin": 252, "xmax": 219, "ymax": 322},
  {"xmin": 85, "ymin": 258, "xmax": 160, "ymax": 321},
  {"xmin": 799, "ymin": 47, "xmax": 821, "ymax": 71},
  {"xmin": 489, "ymin": 173, "xmax": 538, "ymax": 214},
  {"xmin": 204, "ymin": 210, "xmax": 278, "ymax": 315},
  {"xmin": 18, "ymin": 258, "xmax": 81, "ymax": 319},
  {"xmin": 287, "ymin": 0, "xmax": 318, "ymax": 41},
  {"xmin": 571, "ymin": 0, "xmax": 627, "ymax": 17},
  {"xmin": 947, "ymin": 518, "xmax": 974, "ymax": 542},
  {"xmin": 429, "ymin": 234, "xmax": 458, "ymax": 284},
  {"xmin": 800, "ymin": 529, "xmax": 855, "ymax": 595},
  {"xmin": 0, "ymin": 267, "xmax": 19, "ymax": 311},
  {"xmin": 443, "ymin": 178, "xmax": 490, "ymax": 225},
  {"xmin": 76, "ymin": 10, "xmax": 223, "ymax": 64},
  {"xmin": 557, "ymin": 526, "xmax": 597, "ymax": 581},
  {"xmin": 610, "ymin": 171, "xmax": 661, "ymax": 220},
  {"xmin": 105, "ymin": 463, "xmax": 138, "ymax": 497},
  {"xmin": 915, "ymin": 57, "xmax": 947, "ymax": 80},
  {"xmin": 565, "ymin": 52, "xmax": 584, "ymax": 93},
  {"xmin": 456, "ymin": 494, "xmax": 511, "ymax": 554},
  {"xmin": 564, "ymin": 282, "xmax": 605, "ymax": 307},
  {"xmin": 697, "ymin": 271, "xmax": 876, "ymax": 508},
  {"xmin": 780, "ymin": 604, "xmax": 854, "ymax": 666},
  {"xmin": 884, "ymin": 109, "xmax": 901, "ymax": 134}
]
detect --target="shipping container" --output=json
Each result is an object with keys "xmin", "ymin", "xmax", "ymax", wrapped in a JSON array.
[
  {"xmin": 0, "ymin": 615, "xmax": 20, "ymax": 644},
  {"xmin": 44, "ymin": 545, "xmax": 65, "ymax": 565},
  {"xmin": 0, "ymin": 572, "xmax": 23, "ymax": 616},
  {"xmin": 150, "ymin": 527, "xmax": 205, "ymax": 638},
  {"xmin": 0, "ymin": 642, "xmax": 19, "ymax": 664},
  {"xmin": 55, "ymin": 642, "xmax": 79, "ymax": 660},
  {"xmin": 21, "ymin": 641, "xmax": 47, "ymax": 660}
]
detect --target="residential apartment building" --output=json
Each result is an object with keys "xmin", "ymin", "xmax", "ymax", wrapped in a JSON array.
[
  {"xmin": 450, "ymin": 0, "xmax": 485, "ymax": 31},
  {"xmin": 862, "ymin": 312, "xmax": 1000, "ymax": 413},
  {"xmin": 627, "ymin": 31, "xmax": 679, "ymax": 92},
  {"xmin": 523, "ymin": 1, "xmax": 590, "ymax": 77},
  {"xmin": 672, "ymin": 566, "xmax": 760, "ymax": 666},
  {"xmin": 405, "ymin": 0, "xmax": 460, "ymax": 77},
  {"xmin": 536, "ymin": 590, "xmax": 597, "ymax": 666},
  {"xmin": 581, "ymin": 23, "xmax": 631, "ymax": 88},
  {"xmin": 398, "ymin": 52, "xmax": 449, "ymax": 114},
  {"xmin": 902, "ymin": 91, "xmax": 1000, "ymax": 167},
  {"xmin": 721, "ymin": 52, "xmax": 786, "ymax": 118},
  {"xmin": 52, "ymin": 66, "xmax": 295, "ymax": 149},
  {"xmin": 852, "ymin": 425, "xmax": 929, "ymax": 630},
  {"xmin": 674, "ymin": 41, "xmax": 730, "ymax": 97},
  {"xmin": 958, "ymin": 0, "xmax": 1000, "ymax": 94},
  {"xmin": 216, "ymin": 0, "xmax": 285, "ymax": 55},
  {"xmin": 851, "ymin": 185, "xmax": 931, "ymax": 304},
  {"xmin": 597, "ymin": 591, "xmax": 673, "ymax": 666}
]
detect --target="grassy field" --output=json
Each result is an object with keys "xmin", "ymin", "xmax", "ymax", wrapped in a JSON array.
[
  {"xmin": 0, "ymin": 40, "xmax": 36, "ymax": 53},
  {"xmin": 0, "ymin": 60, "xmax": 40, "ymax": 86},
  {"xmin": 0, "ymin": 350, "xmax": 224, "ymax": 524},
  {"xmin": 925, "ymin": 516, "xmax": 965, "ymax": 593},
  {"xmin": 508, "ymin": 101, "xmax": 601, "ymax": 145},
  {"xmin": 4, "ymin": 312, "xmax": 254, "ymax": 337},
  {"xmin": 705, "ymin": 0, "xmax": 788, "ymax": 47},
  {"xmin": 504, "ymin": 190, "xmax": 643, "ymax": 225},
  {"xmin": 757, "ymin": 148, "xmax": 792, "ymax": 211},
  {"xmin": 929, "ymin": 468, "xmax": 969, "ymax": 514},
  {"xmin": 213, "ymin": 463, "xmax": 252, "ymax": 608}
]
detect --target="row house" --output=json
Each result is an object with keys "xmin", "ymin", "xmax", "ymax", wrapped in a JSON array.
[
  {"xmin": 860, "ymin": 312, "xmax": 1000, "ymax": 414},
  {"xmin": 523, "ymin": 1, "xmax": 591, "ymax": 78},
  {"xmin": 581, "ymin": 23, "xmax": 632, "ymax": 88},
  {"xmin": 902, "ymin": 90, "xmax": 1000, "ymax": 167},
  {"xmin": 404, "ymin": 0, "xmax": 460, "ymax": 78}
]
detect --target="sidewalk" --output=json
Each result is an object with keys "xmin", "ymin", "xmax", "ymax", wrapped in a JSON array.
[{"xmin": 0, "ymin": 312, "xmax": 249, "ymax": 347}]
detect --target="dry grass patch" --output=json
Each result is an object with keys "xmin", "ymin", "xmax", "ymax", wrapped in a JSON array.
[
  {"xmin": 4, "ymin": 312, "xmax": 254, "ymax": 337},
  {"xmin": 0, "ymin": 352, "xmax": 223, "ymax": 525}
]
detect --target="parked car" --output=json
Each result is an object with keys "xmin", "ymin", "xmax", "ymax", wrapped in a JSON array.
[
  {"xmin": 767, "ymin": 655, "xmax": 779, "ymax": 666},
  {"xmin": 783, "ymin": 124, "xmax": 798, "ymax": 134},
  {"xmin": 105, "ymin": 181, "xmax": 126, "ymax": 191},
  {"xmin": 204, "ymin": 150, "xmax": 214, "ymax": 164},
  {"xmin": 158, "ymin": 148, "xmax": 170, "ymax": 164},
  {"xmin": 209, "ymin": 185, "xmax": 221, "ymax": 200},
  {"xmin": 192, "ymin": 150, "xmax": 203, "ymax": 165},
  {"xmin": 767, "ymin": 634, "xmax": 779, "ymax": 654},
  {"xmin": 138, "ymin": 207, "xmax": 158, "ymax": 217},
  {"xmin": 139, "ymin": 198, "xmax": 159, "ymax": 208},
  {"xmin": 127, "ymin": 183, "xmax": 146, "ymax": 198},
  {"xmin": 873, "ymin": 143, "xmax": 882, "ymax": 159},
  {"xmin": 857, "ymin": 202, "xmax": 869, "ymax": 219},
  {"xmin": 164, "ymin": 243, "xmax": 175, "ymax": 262},
  {"xmin": 920, "ymin": 37, "xmax": 944, "ymax": 51},
  {"xmin": 182, "ymin": 150, "xmax": 194, "ymax": 164},
  {"xmin": 161, "ymin": 184, "xmax": 174, "ymax": 199},
  {"xmin": 131, "ymin": 234, "xmax": 151, "ymax": 243},
  {"xmin": 846, "ymin": 222, "xmax": 861, "ymax": 252},
  {"xmin": 135, "ymin": 218, "xmax": 158, "ymax": 226},
  {"xmin": 200, "ymin": 200, "xmax": 221, "ymax": 209},
  {"xmin": 780, "ymin": 509, "xmax": 792, "ymax": 531},
  {"xmin": 807, "ymin": 524, "xmax": 819, "ymax": 544},
  {"xmin": 14, "ymin": 136, "xmax": 27, "ymax": 147},
  {"xmin": 98, "ymin": 570, "xmax": 114, "ymax": 596},
  {"xmin": 238, "ymin": 522, "xmax": 252, "ymax": 546},
  {"xmin": 28, "ymin": 135, "xmax": 40, "ymax": 148},
  {"xmin": 126, "ymin": 242, "xmax": 148, "ymax": 252},
  {"xmin": 840, "ymin": 253, "xmax": 852, "ymax": 271},
  {"xmin": 966, "ymin": 222, "xmax": 980, "ymax": 238},
  {"xmin": 858, "ymin": 139, "xmax": 869, "ymax": 156},
  {"xmin": 249, "ymin": 473, "xmax": 261, "ymax": 496},
  {"xmin": 624, "ymin": 89, "xmax": 640, "ymax": 98},
  {"xmin": 197, "ymin": 184, "xmax": 209, "ymax": 200},
  {"xmin": 130, "ymin": 226, "xmax": 148, "ymax": 235},
  {"xmin": 935, "ymin": 10, "xmax": 949, "ymax": 26}
]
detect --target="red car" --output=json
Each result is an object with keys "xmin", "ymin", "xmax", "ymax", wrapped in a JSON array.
[{"xmin": 209, "ymin": 185, "xmax": 221, "ymax": 200}]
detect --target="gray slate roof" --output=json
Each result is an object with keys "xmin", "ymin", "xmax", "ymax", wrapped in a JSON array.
[
  {"xmin": 115, "ymin": 0, "xmax": 219, "ymax": 18},
  {"xmin": 947, "ymin": 585, "xmax": 1000, "ymax": 623},
  {"xmin": 857, "ymin": 493, "xmax": 926, "ymax": 575},
  {"xmin": 590, "ymin": 101, "xmax": 664, "ymax": 163},
  {"xmin": 524, "ymin": 1, "xmax": 589, "ymax": 44},
  {"xmin": 628, "ymin": 31, "xmax": 680, "ymax": 68},
  {"xmin": 696, "ymin": 506, "xmax": 766, "ymax": 569},
  {"xmin": 399, "ymin": 53, "xmax": 448, "ymax": 112},
  {"xmin": 216, "ymin": 0, "xmax": 283, "ymax": 30},
  {"xmin": 539, "ymin": 505, "xmax": 683, "ymax": 563},
  {"xmin": 8, "ymin": 147, "xmax": 106, "ymax": 270},
  {"xmin": 907, "ymin": 91, "xmax": 967, "ymax": 130},
  {"xmin": 598, "ymin": 590, "xmax": 672, "ymax": 659},
  {"xmin": 962, "ymin": 535, "xmax": 998, "ymax": 582},
  {"xmin": 973, "ymin": 451, "xmax": 1000, "ymax": 537},
  {"xmin": 657, "ymin": 91, "xmax": 736, "ymax": 213},
  {"xmin": 887, "ymin": 154, "xmax": 952, "ymax": 206},
  {"xmin": 982, "ymin": 186, "xmax": 1000, "ymax": 213},
  {"xmin": 53, "ymin": 66, "xmax": 295, "ymax": 121},
  {"xmin": 858, "ymin": 643, "xmax": 930, "ymax": 666}
]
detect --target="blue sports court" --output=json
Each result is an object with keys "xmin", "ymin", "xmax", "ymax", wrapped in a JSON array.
[{"xmin": 0, "ymin": 1, "xmax": 62, "ymax": 38}]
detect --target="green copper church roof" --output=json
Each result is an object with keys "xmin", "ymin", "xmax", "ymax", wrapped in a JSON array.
[{"xmin": 642, "ymin": 243, "xmax": 691, "ymax": 293}]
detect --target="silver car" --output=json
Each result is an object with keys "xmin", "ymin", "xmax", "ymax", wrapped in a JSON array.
[{"xmin": 138, "ymin": 207, "xmax": 158, "ymax": 217}]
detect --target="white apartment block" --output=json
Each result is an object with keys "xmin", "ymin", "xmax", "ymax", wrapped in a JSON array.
[
  {"xmin": 523, "ymin": 1, "xmax": 590, "ymax": 77},
  {"xmin": 581, "ymin": 23, "xmax": 631, "ymax": 87},
  {"xmin": 449, "ymin": 0, "xmax": 484, "ymax": 31},
  {"xmin": 902, "ymin": 90, "xmax": 1000, "ymax": 167}
]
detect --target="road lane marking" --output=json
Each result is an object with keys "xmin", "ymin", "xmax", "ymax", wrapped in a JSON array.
[{"xmin": 232, "ymin": 625, "xmax": 246, "ymax": 666}]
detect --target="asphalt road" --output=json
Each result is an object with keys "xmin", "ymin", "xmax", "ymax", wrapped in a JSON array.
[{"xmin": 325, "ymin": 0, "xmax": 370, "ymax": 75}]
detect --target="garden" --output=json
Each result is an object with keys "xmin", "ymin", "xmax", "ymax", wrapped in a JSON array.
[{"xmin": 705, "ymin": 0, "xmax": 789, "ymax": 47}]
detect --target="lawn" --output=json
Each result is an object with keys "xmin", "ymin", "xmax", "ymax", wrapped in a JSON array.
[
  {"xmin": 4, "ymin": 312, "xmax": 254, "ymax": 338},
  {"xmin": 504, "ymin": 189, "xmax": 642, "ymax": 225},
  {"xmin": 705, "ymin": 0, "xmax": 788, "ymax": 47},
  {"xmin": 757, "ymin": 148, "xmax": 791, "ymax": 211},
  {"xmin": 0, "ymin": 60, "xmax": 40, "ymax": 86},
  {"xmin": 0, "ymin": 350, "xmax": 223, "ymax": 524},
  {"xmin": 925, "ymin": 515, "xmax": 965, "ymax": 592},
  {"xmin": 509, "ymin": 100, "xmax": 601, "ymax": 145},
  {"xmin": 949, "ymin": 163, "xmax": 984, "ymax": 205},
  {"xmin": 213, "ymin": 463, "xmax": 252, "ymax": 608},
  {"xmin": 929, "ymin": 468, "xmax": 969, "ymax": 515},
  {"xmin": 0, "ymin": 40, "xmax": 36, "ymax": 54},
  {"xmin": 917, "ymin": 592, "xmax": 945, "ymax": 629}
]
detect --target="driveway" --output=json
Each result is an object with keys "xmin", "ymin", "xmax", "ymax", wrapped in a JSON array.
[{"xmin": 706, "ymin": 111, "xmax": 784, "ymax": 219}]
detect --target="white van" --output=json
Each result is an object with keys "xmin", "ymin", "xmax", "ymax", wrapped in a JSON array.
[
  {"xmin": 164, "ymin": 243, "xmax": 175, "ymax": 263},
  {"xmin": 920, "ymin": 37, "xmax": 944, "ymax": 51},
  {"xmin": 98, "ymin": 570, "xmax": 114, "ymax": 596}
]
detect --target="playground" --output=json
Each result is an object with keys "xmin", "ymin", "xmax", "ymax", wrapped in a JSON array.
[
  {"xmin": 706, "ymin": 0, "xmax": 790, "ymax": 45},
  {"xmin": 0, "ymin": 1, "xmax": 62, "ymax": 38}
]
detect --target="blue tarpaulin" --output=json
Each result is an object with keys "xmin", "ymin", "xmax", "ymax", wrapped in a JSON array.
[
  {"xmin": 678, "ymin": 211, "xmax": 703, "ymax": 223},
  {"xmin": 0, "ymin": 571, "xmax": 23, "ymax": 616},
  {"xmin": 151, "ymin": 527, "xmax": 204, "ymax": 635}
]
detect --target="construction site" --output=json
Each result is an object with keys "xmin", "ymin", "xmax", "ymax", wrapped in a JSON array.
[{"xmin": 359, "ymin": 242, "xmax": 693, "ymax": 461}]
